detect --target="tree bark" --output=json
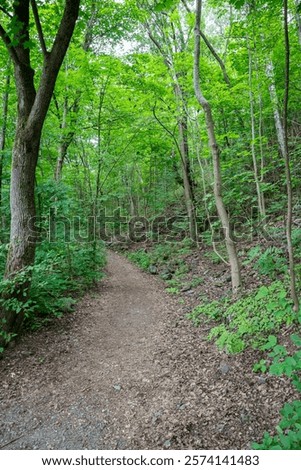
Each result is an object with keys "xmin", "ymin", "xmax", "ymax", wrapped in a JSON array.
[
  {"xmin": 247, "ymin": 39, "xmax": 266, "ymax": 220},
  {"xmin": 0, "ymin": 61, "xmax": 11, "ymax": 226},
  {"xmin": 145, "ymin": 15, "xmax": 198, "ymax": 242},
  {"xmin": 193, "ymin": 0, "xmax": 241, "ymax": 292},
  {"xmin": 54, "ymin": 8, "xmax": 95, "ymax": 182},
  {"xmin": 177, "ymin": 110, "xmax": 198, "ymax": 241},
  {"xmin": 0, "ymin": 0, "xmax": 80, "ymax": 346},
  {"xmin": 283, "ymin": 0, "xmax": 299, "ymax": 311},
  {"xmin": 266, "ymin": 61, "xmax": 286, "ymax": 158},
  {"xmin": 55, "ymin": 95, "xmax": 79, "ymax": 182},
  {"xmin": 266, "ymin": 7, "xmax": 300, "ymax": 311}
]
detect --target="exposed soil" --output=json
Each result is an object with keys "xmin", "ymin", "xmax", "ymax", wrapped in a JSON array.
[{"xmin": 0, "ymin": 250, "xmax": 297, "ymax": 450}]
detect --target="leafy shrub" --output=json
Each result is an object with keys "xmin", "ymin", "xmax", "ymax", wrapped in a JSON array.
[
  {"xmin": 254, "ymin": 333, "xmax": 301, "ymax": 389},
  {"xmin": 255, "ymin": 247, "xmax": 287, "ymax": 278},
  {"xmin": 253, "ymin": 334, "xmax": 301, "ymax": 449},
  {"xmin": 253, "ymin": 401, "xmax": 301, "ymax": 449},
  {"xmin": 0, "ymin": 240, "xmax": 106, "ymax": 339},
  {"xmin": 165, "ymin": 286, "xmax": 179, "ymax": 295},
  {"xmin": 127, "ymin": 239, "xmax": 192, "ymax": 273},
  {"xmin": 127, "ymin": 250, "xmax": 151, "ymax": 270},
  {"xmin": 242, "ymin": 245, "xmax": 261, "ymax": 265},
  {"xmin": 187, "ymin": 299, "xmax": 223, "ymax": 326},
  {"xmin": 244, "ymin": 245, "xmax": 287, "ymax": 279},
  {"xmin": 188, "ymin": 282, "xmax": 295, "ymax": 353}
]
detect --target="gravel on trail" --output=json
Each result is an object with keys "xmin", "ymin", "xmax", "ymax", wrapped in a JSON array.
[{"xmin": 0, "ymin": 251, "xmax": 295, "ymax": 450}]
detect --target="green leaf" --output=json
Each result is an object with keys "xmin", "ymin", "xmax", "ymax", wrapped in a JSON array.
[
  {"xmin": 154, "ymin": 0, "xmax": 176, "ymax": 12},
  {"xmin": 270, "ymin": 363, "xmax": 284, "ymax": 375},
  {"xmin": 229, "ymin": 0, "xmax": 246, "ymax": 8},
  {"xmin": 255, "ymin": 286, "xmax": 269, "ymax": 300},
  {"xmin": 279, "ymin": 434, "xmax": 292, "ymax": 448},
  {"xmin": 262, "ymin": 334, "xmax": 278, "ymax": 350},
  {"xmin": 291, "ymin": 334, "xmax": 301, "ymax": 347},
  {"xmin": 284, "ymin": 357, "xmax": 297, "ymax": 367}
]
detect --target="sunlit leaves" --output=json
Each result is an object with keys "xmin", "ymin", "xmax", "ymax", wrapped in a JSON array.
[{"xmin": 154, "ymin": 0, "xmax": 178, "ymax": 11}]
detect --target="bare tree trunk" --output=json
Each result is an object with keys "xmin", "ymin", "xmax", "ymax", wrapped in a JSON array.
[
  {"xmin": 55, "ymin": 94, "xmax": 80, "ymax": 182},
  {"xmin": 284, "ymin": 0, "xmax": 299, "ymax": 311},
  {"xmin": 0, "ymin": 60, "xmax": 11, "ymax": 226},
  {"xmin": 94, "ymin": 80, "xmax": 110, "ymax": 216},
  {"xmin": 254, "ymin": 55, "xmax": 267, "ymax": 206},
  {"xmin": 247, "ymin": 39, "xmax": 266, "ymax": 220},
  {"xmin": 194, "ymin": 0, "xmax": 241, "ymax": 292},
  {"xmin": 266, "ymin": 8, "xmax": 300, "ymax": 311},
  {"xmin": 55, "ymin": 97, "xmax": 69, "ymax": 181},
  {"xmin": 177, "ymin": 108, "xmax": 198, "ymax": 241},
  {"xmin": 266, "ymin": 61, "xmax": 286, "ymax": 158},
  {"xmin": 146, "ymin": 22, "xmax": 197, "ymax": 242}
]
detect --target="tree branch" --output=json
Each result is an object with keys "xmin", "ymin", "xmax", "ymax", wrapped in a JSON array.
[
  {"xmin": 30, "ymin": 0, "xmax": 48, "ymax": 57},
  {"xmin": 52, "ymin": 93, "xmax": 62, "ymax": 120},
  {"xmin": 0, "ymin": 23, "xmax": 19, "ymax": 64},
  {"xmin": 0, "ymin": 6, "xmax": 13, "ymax": 18},
  {"xmin": 200, "ymin": 30, "xmax": 231, "ymax": 86},
  {"xmin": 145, "ymin": 22, "xmax": 172, "ymax": 68},
  {"xmin": 152, "ymin": 103, "xmax": 184, "ymax": 167},
  {"xmin": 181, "ymin": 0, "xmax": 231, "ymax": 86},
  {"xmin": 27, "ymin": 0, "xmax": 80, "ymax": 133},
  {"xmin": 181, "ymin": 0, "xmax": 192, "ymax": 13}
]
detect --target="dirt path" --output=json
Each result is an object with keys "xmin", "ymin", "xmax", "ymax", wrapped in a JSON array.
[{"xmin": 0, "ymin": 251, "xmax": 295, "ymax": 449}]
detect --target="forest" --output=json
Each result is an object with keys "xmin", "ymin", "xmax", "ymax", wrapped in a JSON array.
[{"xmin": 0, "ymin": 0, "xmax": 301, "ymax": 451}]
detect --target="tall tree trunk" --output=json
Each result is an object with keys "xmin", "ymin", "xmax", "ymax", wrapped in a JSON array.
[
  {"xmin": 177, "ymin": 108, "xmax": 197, "ymax": 241},
  {"xmin": 171, "ymin": 79, "xmax": 197, "ymax": 242},
  {"xmin": 247, "ymin": 39, "xmax": 266, "ymax": 220},
  {"xmin": 283, "ymin": 0, "xmax": 299, "ymax": 311},
  {"xmin": 55, "ymin": 97, "xmax": 68, "ymax": 181},
  {"xmin": 55, "ymin": 93, "xmax": 80, "ymax": 182},
  {"xmin": 267, "ymin": 8, "xmax": 300, "ymax": 311},
  {"xmin": 193, "ymin": 0, "xmax": 241, "ymax": 292},
  {"xmin": 146, "ymin": 24, "xmax": 197, "ymax": 242},
  {"xmin": 3, "ymin": 128, "xmax": 40, "ymax": 334},
  {"xmin": 266, "ymin": 61, "xmax": 286, "ymax": 157},
  {"xmin": 0, "ymin": 60, "xmax": 11, "ymax": 228},
  {"xmin": 0, "ymin": 0, "xmax": 80, "ymax": 347}
]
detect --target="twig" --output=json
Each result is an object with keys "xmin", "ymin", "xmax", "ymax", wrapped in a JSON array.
[
  {"xmin": 30, "ymin": 0, "xmax": 48, "ymax": 57},
  {"xmin": 152, "ymin": 103, "xmax": 185, "ymax": 169},
  {"xmin": 0, "ymin": 6, "xmax": 13, "ymax": 18}
]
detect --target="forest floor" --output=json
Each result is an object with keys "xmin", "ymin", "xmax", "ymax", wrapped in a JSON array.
[{"xmin": 0, "ymin": 249, "xmax": 296, "ymax": 450}]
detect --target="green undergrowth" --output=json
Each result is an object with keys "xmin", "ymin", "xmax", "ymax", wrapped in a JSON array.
[
  {"xmin": 0, "ymin": 240, "xmax": 106, "ymax": 347},
  {"xmin": 242, "ymin": 245, "xmax": 287, "ymax": 279},
  {"xmin": 188, "ymin": 281, "xmax": 297, "ymax": 354},
  {"xmin": 127, "ymin": 237, "xmax": 193, "ymax": 267},
  {"xmin": 188, "ymin": 281, "xmax": 301, "ymax": 448},
  {"xmin": 126, "ymin": 238, "xmax": 194, "ymax": 291},
  {"xmin": 187, "ymin": 238, "xmax": 301, "ymax": 449},
  {"xmin": 252, "ymin": 334, "xmax": 301, "ymax": 449},
  {"xmin": 253, "ymin": 400, "xmax": 301, "ymax": 449}
]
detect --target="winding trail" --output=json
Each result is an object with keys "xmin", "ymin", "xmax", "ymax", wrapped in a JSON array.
[
  {"xmin": 0, "ymin": 251, "xmax": 174, "ymax": 449},
  {"xmin": 0, "ymin": 251, "xmax": 295, "ymax": 449}
]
